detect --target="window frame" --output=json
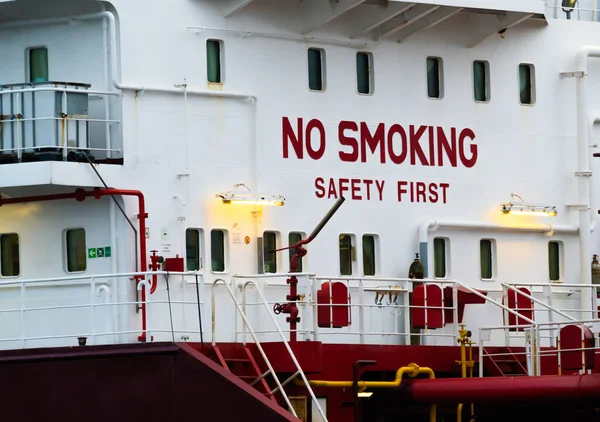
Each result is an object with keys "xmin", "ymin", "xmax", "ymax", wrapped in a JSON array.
[
  {"xmin": 288, "ymin": 232, "xmax": 306, "ymax": 272},
  {"xmin": 307, "ymin": 47, "xmax": 326, "ymax": 92},
  {"xmin": 472, "ymin": 60, "xmax": 490, "ymax": 103},
  {"xmin": 479, "ymin": 238, "xmax": 496, "ymax": 281},
  {"xmin": 263, "ymin": 231, "xmax": 279, "ymax": 274},
  {"xmin": 518, "ymin": 63, "xmax": 536, "ymax": 106},
  {"xmin": 339, "ymin": 233, "xmax": 356, "ymax": 276},
  {"xmin": 185, "ymin": 228, "xmax": 204, "ymax": 272},
  {"xmin": 432, "ymin": 237, "xmax": 449, "ymax": 279},
  {"xmin": 426, "ymin": 56, "xmax": 444, "ymax": 100},
  {"xmin": 548, "ymin": 240, "xmax": 563, "ymax": 282},
  {"xmin": 362, "ymin": 234, "xmax": 378, "ymax": 277},
  {"xmin": 210, "ymin": 229, "xmax": 228, "ymax": 273},
  {"xmin": 206, "ymin": 39, "xmax": 224, "ymax": 84},
  {"xmin": 0, "ymin": 233, "xmax": 21, "ymax": 278},
  {"xmin": 27, "ymin": 46, "xmax": 49, "ymax": 83},
  {"xmin": 65, "ymin": 228, "xmax": 87, "ymax": 274},
  {"xmin": 356, "ymin": 52, "xmax": 374, "ymax": 96}
]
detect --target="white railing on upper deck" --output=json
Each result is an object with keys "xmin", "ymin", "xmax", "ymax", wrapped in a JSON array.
[
  {"xmin": 547, "ymin": 0, "xmax": 600, "ymax": 21},
  {"xmin": 1, "ymin": 269, "xmax": 599, "ymax": 382},
  {"xmin": 0, "ymin": 82, "xmax": 121, "ymax": 163}
]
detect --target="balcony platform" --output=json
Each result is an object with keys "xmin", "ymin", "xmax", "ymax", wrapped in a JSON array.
[{"xmin": 0, "ymin": 160, "xmax": 128, "ymax": 190}]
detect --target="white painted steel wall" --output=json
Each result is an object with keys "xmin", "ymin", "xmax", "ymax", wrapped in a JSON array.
[{"xmin": 0, "ymin": 0, "xmax": 600, "ymax": 348}]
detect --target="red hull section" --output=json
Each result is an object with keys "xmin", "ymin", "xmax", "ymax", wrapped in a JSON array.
[{"xmin": 0, "ymin": 342, "xmax": 298, "ymax": 422}]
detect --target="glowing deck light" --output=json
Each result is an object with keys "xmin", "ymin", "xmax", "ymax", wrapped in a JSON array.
[
  {"xmin": 216, "ymin": 191, "xmax": 285, "ymax": 206},
  {"xmin": 501, "ymin": 193, "xmax": 557, "ymax": 217}
]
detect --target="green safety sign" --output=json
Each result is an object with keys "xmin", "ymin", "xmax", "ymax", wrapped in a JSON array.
[{"xmin": 88, "ymin": 247, "xmax": 112, "ymax": 259}]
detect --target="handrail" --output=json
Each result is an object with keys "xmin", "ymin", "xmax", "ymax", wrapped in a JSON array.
[
  {"xmin": 211, "ymin": 278, "xmax": 327, "ymax": 421},
  {"xmin": 238, "ymin": 279, "xmax": 327, "ymax": 421},
  {"xmin": 501, "ymin": 282, "xmax": 576, "ymax": 322},
  {"xmin": 454, "ymin": 280, "xmax": 536, "ymax": 325}
]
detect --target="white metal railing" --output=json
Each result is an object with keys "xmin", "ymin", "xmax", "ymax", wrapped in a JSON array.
[
  {"xmin": 0, "ymin": 82, "xmax": 121, "ymax": 162},
  {"xmin": 479, "ymin": 318, "xmax": 600, "ymax": 377},
  {"xmin": 3, "ymin": 270, "xmax": 600, "ymax": 383},
  {"xmin": 212, "ymin": 278, "xmax": 328, "ymax": 422},
  {"xmin": 504, "ymin": 282, "xmax": 599, "ymax": 323}
]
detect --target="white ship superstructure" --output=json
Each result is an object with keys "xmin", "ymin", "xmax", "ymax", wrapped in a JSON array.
[{"xmin": 1, "ymin": 1, "xmax": 600, "ymax": 421}]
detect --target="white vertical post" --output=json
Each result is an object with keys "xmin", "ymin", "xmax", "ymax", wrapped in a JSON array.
[{"xmin": 359, "ymin": 279, "xmax": 365, "ymax": 344}]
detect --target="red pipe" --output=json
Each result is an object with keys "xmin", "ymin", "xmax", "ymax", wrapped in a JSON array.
[
  {"xmin": 0, "ymin": 187, "xmax": 150, "ymax": 342},
  {"xmin": 398, "ymin": 374, "xmax": 600, "ymax": 404}
]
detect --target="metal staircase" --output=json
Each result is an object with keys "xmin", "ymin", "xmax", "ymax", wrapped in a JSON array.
[
  {"xmin": 212, "ymin": 345, "xmax": 277, "ymax": 402},
  {"xmin": 482, "ymin": 346, "xmax": 529, "ymax": 377},
  {"xmin": 212, "ymin": 278, "xmax": 328, "ymax": 422}
]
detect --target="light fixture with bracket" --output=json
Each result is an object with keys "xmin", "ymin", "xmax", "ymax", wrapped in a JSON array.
[
  {"xmin": 501, "ymin": 193, "xmax": 557, "ymax": 217},
  {"xmin": 216, "ymin": 183, "xmax": 285, "ymax": 206}
]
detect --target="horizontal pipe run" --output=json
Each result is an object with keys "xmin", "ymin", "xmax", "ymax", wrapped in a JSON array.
[{"xmin": 399, "ymin": 374, "xmax": 600, "ymax": 404}]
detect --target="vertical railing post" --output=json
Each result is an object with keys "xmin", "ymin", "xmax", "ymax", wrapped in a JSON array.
[
  {"xmin": 61, "ymin": 91, "xmax": 68, "ymax": 160},
  {"xmin": 478, "ymin": 334, "xmax": 484, "ymax": 378},
  {"xmin": 20, "ymin": 282, "xmax": 26, "ymax": 348},
  {"xmin": 358, "ymin": 279, "xmax": 365, "ymax": 344},
  {"xmin": 15, "ymin": 93, "xmax": 22, "ymax": 161},
  {"xmin": 90, "ymin": 277, "xmax": 96, "ymax": 345},
  {"xmin": 404, "ymin": 280, "xmax": 410, "ymax": 345},
  {"xmin": 312, "ymin": 277, "xmax": 319, "ymax": 342},
  {"xmin": 452, "ymin": 283, "xmax": 459, "ymax": 342}
]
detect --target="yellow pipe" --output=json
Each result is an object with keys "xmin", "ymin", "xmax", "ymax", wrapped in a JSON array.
[
  {"xmin": 294, "ymin": 363, "xmax": 436, "ymax": 421},
  {"xmin": 457, "ymin": 403, "xmax": 463, "ymax": 422},
  {"xmin": 294, "ymin": 362, "xmax": 434, "ymax": 389}
]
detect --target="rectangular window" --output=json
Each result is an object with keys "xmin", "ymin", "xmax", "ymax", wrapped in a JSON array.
[
  {"xmin": 339, "ymin": 234, "xmax": 353, "ymax": 275},
  {"xmin": 211, "ymin": 229, "xmax": 226, "ymax": 272},
  {"xmin": 473, "ymin": 60, "xmax": 489, "ymax": 102},
  {"xmin": 263, "ymin": 231, "xmax": 277, "ymax": 273},
  {"xmin": 548, "ymin": 241, "xmax": 560, "ymax": 281},
  {"xmin": 362, "ymin": 235, "xmax": 376, "ymax": 276},
  {"xmin": 356, "ymin": 52, "xmax": 373, "ymax": 95},
  {"xmin": 29, "ymin": 47, "xmax": 49, "ymax": 83},
  {"xmin": 207, "ymin": 39, "xmax": 222, "ymax": 83},
  {"xmin": 288, "ymin": 232, "xmax": 304, "ymax": 272},
  {"xmin": 427, "ymin": 57, "xmax": 443, "ymax": 99},
  {"xmin": 308, "ymin": 48, "xmax": 324, "ymax": 91},
  {"xmin": 433, "ymin": 238, "xmax": 446, "ymax": 278},
  {"xmin": 0, "ymin": 233, "xmax": 20, "ymax": 277},
  {"xmin": 66, "ymin": 229, "xmax": 86, "ymax": 273},
  {"xmin": 185, "ymin": 229, "xmax": 203, "ymax": 271},
  {"xmin": 480, "ymin": 239, "xmax": 493, "ymax": 280},
  {"xmin": 519, "ymin": 63, "xmax": 535, "ymax": 105}
]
